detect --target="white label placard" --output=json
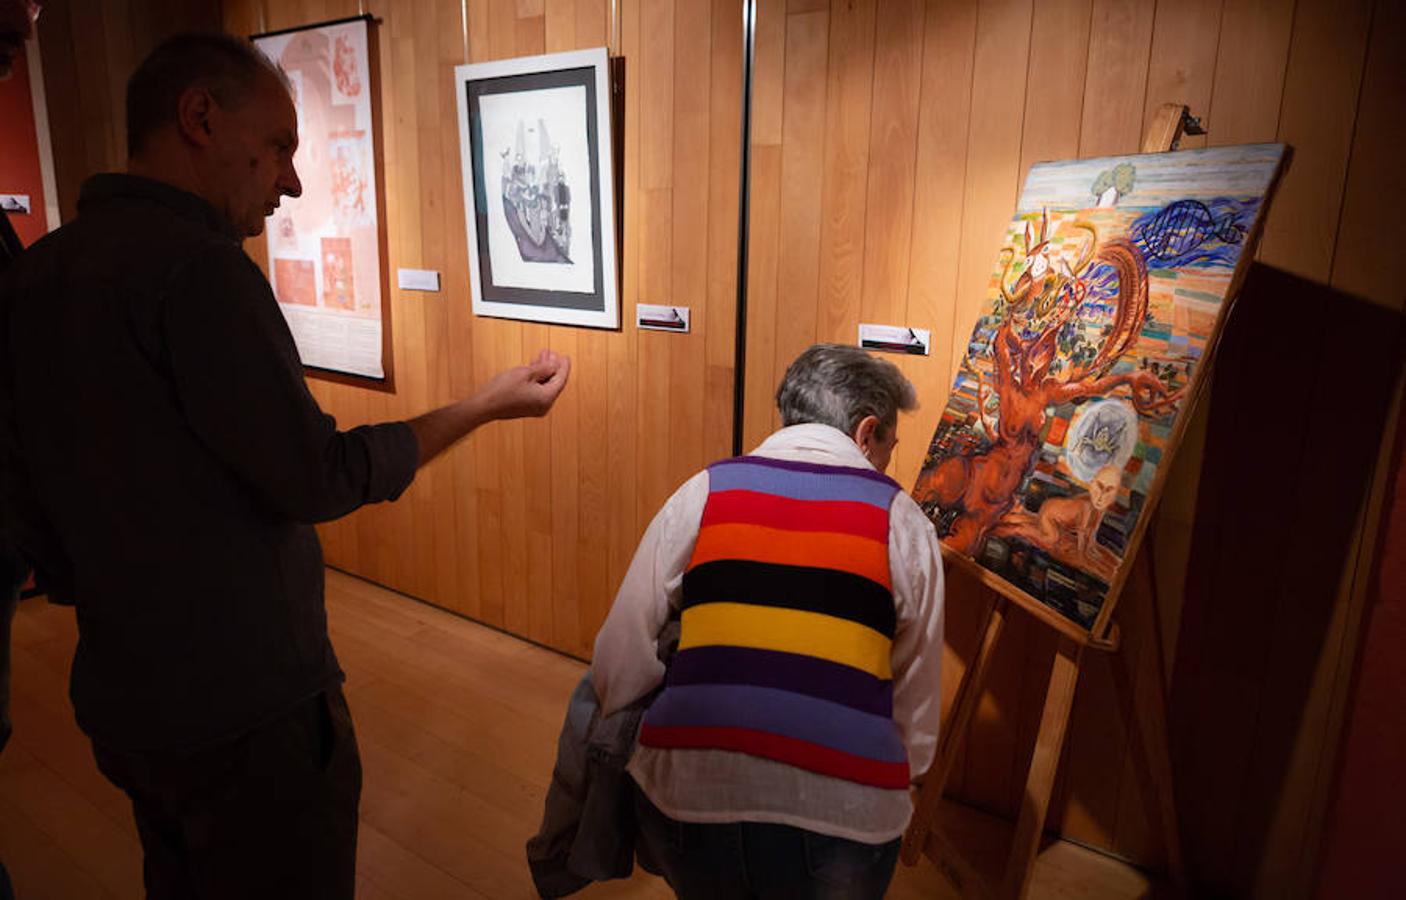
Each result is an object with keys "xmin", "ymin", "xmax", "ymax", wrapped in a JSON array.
[
  {"xmin": 397, "ymin": 268, "xmax": 442, "ymax": 292},
  {"xmin": 0, "ymin": 194, "xmax": 31, "ymax": 214},
  {"xmin": 637, "ymin": 304, "xmax": 690, "ymax": 333},
  {"xmin": 859, "ymin": 323, "xmax": 930, "ymax": 356}
]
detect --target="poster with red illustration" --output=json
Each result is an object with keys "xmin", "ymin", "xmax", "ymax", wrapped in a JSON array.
[{"xmin": 255, "ymin": 16, "xmax": 386, "ymax": 381}]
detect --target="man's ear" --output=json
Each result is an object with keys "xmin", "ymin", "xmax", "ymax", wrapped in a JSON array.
[
  {"xmin": 175, "ymin": 86, "xmax": 218, "ymax": 148},
  {"xmin": 851, "ymin": 414, "xmax": 880, "ymax": 454}
]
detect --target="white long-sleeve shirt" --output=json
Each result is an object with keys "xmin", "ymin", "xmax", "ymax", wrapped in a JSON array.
[{"xmin": 591, "ymin": 423, "xmax": 945, "ymax": 843}]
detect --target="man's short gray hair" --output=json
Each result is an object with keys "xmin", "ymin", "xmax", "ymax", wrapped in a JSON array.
[
  {"xmin": 776, "ymin": 344, "xmax": 917, "ymax": 439},
  {"xmin": 126, "ymin": 32, "xmax": 289, "ymax": 157}
]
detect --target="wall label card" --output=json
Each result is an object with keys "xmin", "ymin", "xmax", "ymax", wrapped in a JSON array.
[
  {"xmin": 397, "ymin": 268, "xmax": 441, "ymax": 292},
  {"xmin": 859, "ymin": 324, "xmax": 930, "ymax": 356},
  {"xmin": 637, "ymin": 304, "xmax": 690, "ymax": 332}
]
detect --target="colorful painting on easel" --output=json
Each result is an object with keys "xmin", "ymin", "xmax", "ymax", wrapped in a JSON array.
[{"xmin": 914, "ymin": 144, "xmax": 1285, "ymax": 630}]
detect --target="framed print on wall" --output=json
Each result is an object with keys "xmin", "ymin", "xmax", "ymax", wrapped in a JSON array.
[
  {"xmin": 454, "ymin": 47, "xmax": 619, "ymax": 330},
  {"xmin": 253, "ymin": 15, "xmax": 393, "ymax": 385}
]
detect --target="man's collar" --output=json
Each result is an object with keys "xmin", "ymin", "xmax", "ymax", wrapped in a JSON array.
[
  {"xmin": 754, "ymin": 422, "xmax": 873, "ymax": 470},
  {"xmin": 77, "ymin": 173, "xmax": 241, "ymax": 242}
]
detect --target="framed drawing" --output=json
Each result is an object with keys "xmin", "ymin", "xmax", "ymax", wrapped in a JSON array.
[
  {"xmin": 253, "ymin": 15, "xmax": 393, "ymax": 385},
  {"xmin": 912, "ymin": 143, "xmax": 1286, "ymax": 636},
  {"xmin": 454, "ymin": 47, "xmax": 619, "ymax": 329}
]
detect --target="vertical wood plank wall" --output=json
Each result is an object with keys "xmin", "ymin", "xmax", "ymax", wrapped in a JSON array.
[
  {"xmin": 218, "ymin": 0, "xmax": 742, "ymax": 664},
  {"xmin": 742, "ymin": 1, "xmax": 1402, "ymax": 897},
  {"xmin": 35, "ymin": 0, "xmax": 224, "ymax": 221},
  {"xmin": 32, "ymin": 0, "xmax": 1402, "ymax": 896}
]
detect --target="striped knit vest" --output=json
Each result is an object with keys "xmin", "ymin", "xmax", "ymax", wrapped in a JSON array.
[{"xmin": 637, "ymin": 455, "xmax": 910, "ymax": 790}]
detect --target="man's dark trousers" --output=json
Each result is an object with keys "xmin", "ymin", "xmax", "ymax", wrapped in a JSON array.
[{"xmin": 91, "ymin": 687, "xmax": 361, "ymax": 900}]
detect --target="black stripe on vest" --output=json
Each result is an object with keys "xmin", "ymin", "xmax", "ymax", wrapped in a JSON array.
[{"xmin": 681, "ymin": 559, "xmax": 897, "ymax": 639}]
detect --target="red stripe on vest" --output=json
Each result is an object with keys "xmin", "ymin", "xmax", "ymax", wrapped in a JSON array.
[
  {"xmin": 699, "ymin": 489, "xmax": 890, "ymax": 542},
  {"xmin": 639, "ymin": 723, "xmax": 910, "ymax": 790}
]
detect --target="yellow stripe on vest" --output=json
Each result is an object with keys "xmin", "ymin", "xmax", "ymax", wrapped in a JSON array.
[{"xmin": 678, "ymin": 602, "xmax": 893, "ymax": 680}]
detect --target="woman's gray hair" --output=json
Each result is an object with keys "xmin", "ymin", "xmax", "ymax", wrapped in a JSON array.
[{"xmin": 776, "ymin": 344, "xmax": 917, "ymax": 439}]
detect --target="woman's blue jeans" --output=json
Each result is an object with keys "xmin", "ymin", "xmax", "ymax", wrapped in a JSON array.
[{"xmin": 634, "ymin": 785, "xmax": 901, "ymax": 899}]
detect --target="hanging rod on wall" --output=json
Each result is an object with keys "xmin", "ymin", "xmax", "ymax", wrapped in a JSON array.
[
  {"xmin": 731, "ymin": 0, "xmax": 756, "ymax": 457},
  {"xmin": 609, "ymin": 0, "xmax": 620, "ymax": 57},
  {"xmin": 461, "ymin": 0, "xmax": 469, "ymax": 59}
]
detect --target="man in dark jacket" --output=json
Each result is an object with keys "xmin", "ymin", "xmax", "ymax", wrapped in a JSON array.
[
  {"xmin": 0, "ymin": 31, "xmax": 569, "ymax": 898},
  {"xmin": 0, "ymin": 203, "xmax": 24, "ymax": 900},
  {"xmin": 0, "ymin": 191, "xmax": 25, "ymax": 764},
  {"xmin": 0, "ymin": 4, "xmax": 41, "ymax": 897}
]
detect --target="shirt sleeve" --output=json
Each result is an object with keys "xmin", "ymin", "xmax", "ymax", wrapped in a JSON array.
[
  {"xmin": 590, "ymin": 470, "xmax": 709, "ymax": 716},
  {"xmin": 888, "ymin": 492, "xmax": 946, "ymax": 777},
  {"xmin": 162, "ymin": 241, "xmax": 419, "ymax": 524},
  {"xmin": 0, "ymin": 232, "xmax": 71, "ymax": 599}
]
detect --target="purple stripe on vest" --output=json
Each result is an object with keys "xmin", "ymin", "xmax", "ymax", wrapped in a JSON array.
[
  {"xmin": 642, "ymin": 683, "xmax": 908, "ymax": 764},
  {"xmin": 717, "ymin": 455, "xmax": 902, "ymax": 488},
  {"xmin": 668, "ymin": 645, "xmax": 893, "ymax": 718},
  {"xmin": 707, "ymin": 460, "xmax": 900, "ymax": 509}
]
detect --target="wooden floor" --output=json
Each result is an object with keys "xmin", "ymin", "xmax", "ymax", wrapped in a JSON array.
[{"xmin": 1, "ymin": 569, "xmax": 1163, "ymax": 899}]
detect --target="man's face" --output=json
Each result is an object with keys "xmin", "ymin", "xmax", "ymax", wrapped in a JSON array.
[
  {"xmin": 0, "ymin": 0, "xmax": 39, "ymax": 80},
  {"xmin": 868, "ymin": 424, "xmax": 899, "ymax": 475},
  {"xmin": 1088, "ymin": 466, "xmax": 1120, "ymax": 511},
  {"xmin": 210, "ymin": 73, "xmax": 302, "ymax": 237}
]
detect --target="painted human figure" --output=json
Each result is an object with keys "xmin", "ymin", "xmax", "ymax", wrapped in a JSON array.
[{"xmin": 990, "ymin": 465, "xmax": 1123, "ymax": 580}]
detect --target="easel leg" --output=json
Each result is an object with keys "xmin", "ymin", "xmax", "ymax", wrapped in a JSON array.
[
  {"xmin": 1000, "ymin": 636, "xmax": 1083, "ymax": 900},
  {"xmin": 901, "ymin": 593, "xmax": 1009, "ymax": 866},
  {"xmin": 1109, "ymin": 547, "xmax": 1188, "ymax": 889}
]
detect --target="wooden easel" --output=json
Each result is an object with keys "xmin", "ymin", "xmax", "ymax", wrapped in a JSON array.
[{"xmin": 901, "ymin": 104, "xmax": 1210, "ymax": 900}]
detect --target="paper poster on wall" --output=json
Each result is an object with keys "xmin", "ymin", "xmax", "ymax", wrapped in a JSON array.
[{"xmin": 253, "ymin": 15, "xmax": 390, "ymax": 382}]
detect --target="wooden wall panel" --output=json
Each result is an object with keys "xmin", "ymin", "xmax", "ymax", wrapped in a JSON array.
[
  {"xmin": 35, "ymin": 0, "xmax": 223, "ymax": 221},
  {"xmin": 740, "ymin": 0, "xmax": 784, "ymax": 449},
  {"xmin": 772, "ymin": 8, "xmax": 827, "ymax": 407},
  {"xmin": 812, "ymin": 1, "xmax": 876, "ymax": 384},
  {"xmin": 900, "ymin": 0, "xmax": 977, "ymax": 493},
  {"xmin": 1267, "ymin": 0, "xmax": 1405, "ymax": 892},
  {"xmin": 744, "ymin": 1, "xmax": 1403, "ymax": 896},
  {"xmin": 1079, "ymin": 0, "xmax": 1156, "ymax": 158},
  {"xmin": 857, "ymin": 0, "xmax": 923, "ymax": 344},
  {"xmin": 703, "ymin": 0, "xmax": 742, "ymax": 461},
  {"xmin": 216, "ymin": 0, "xmax": 743, "ymax": 663}
]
